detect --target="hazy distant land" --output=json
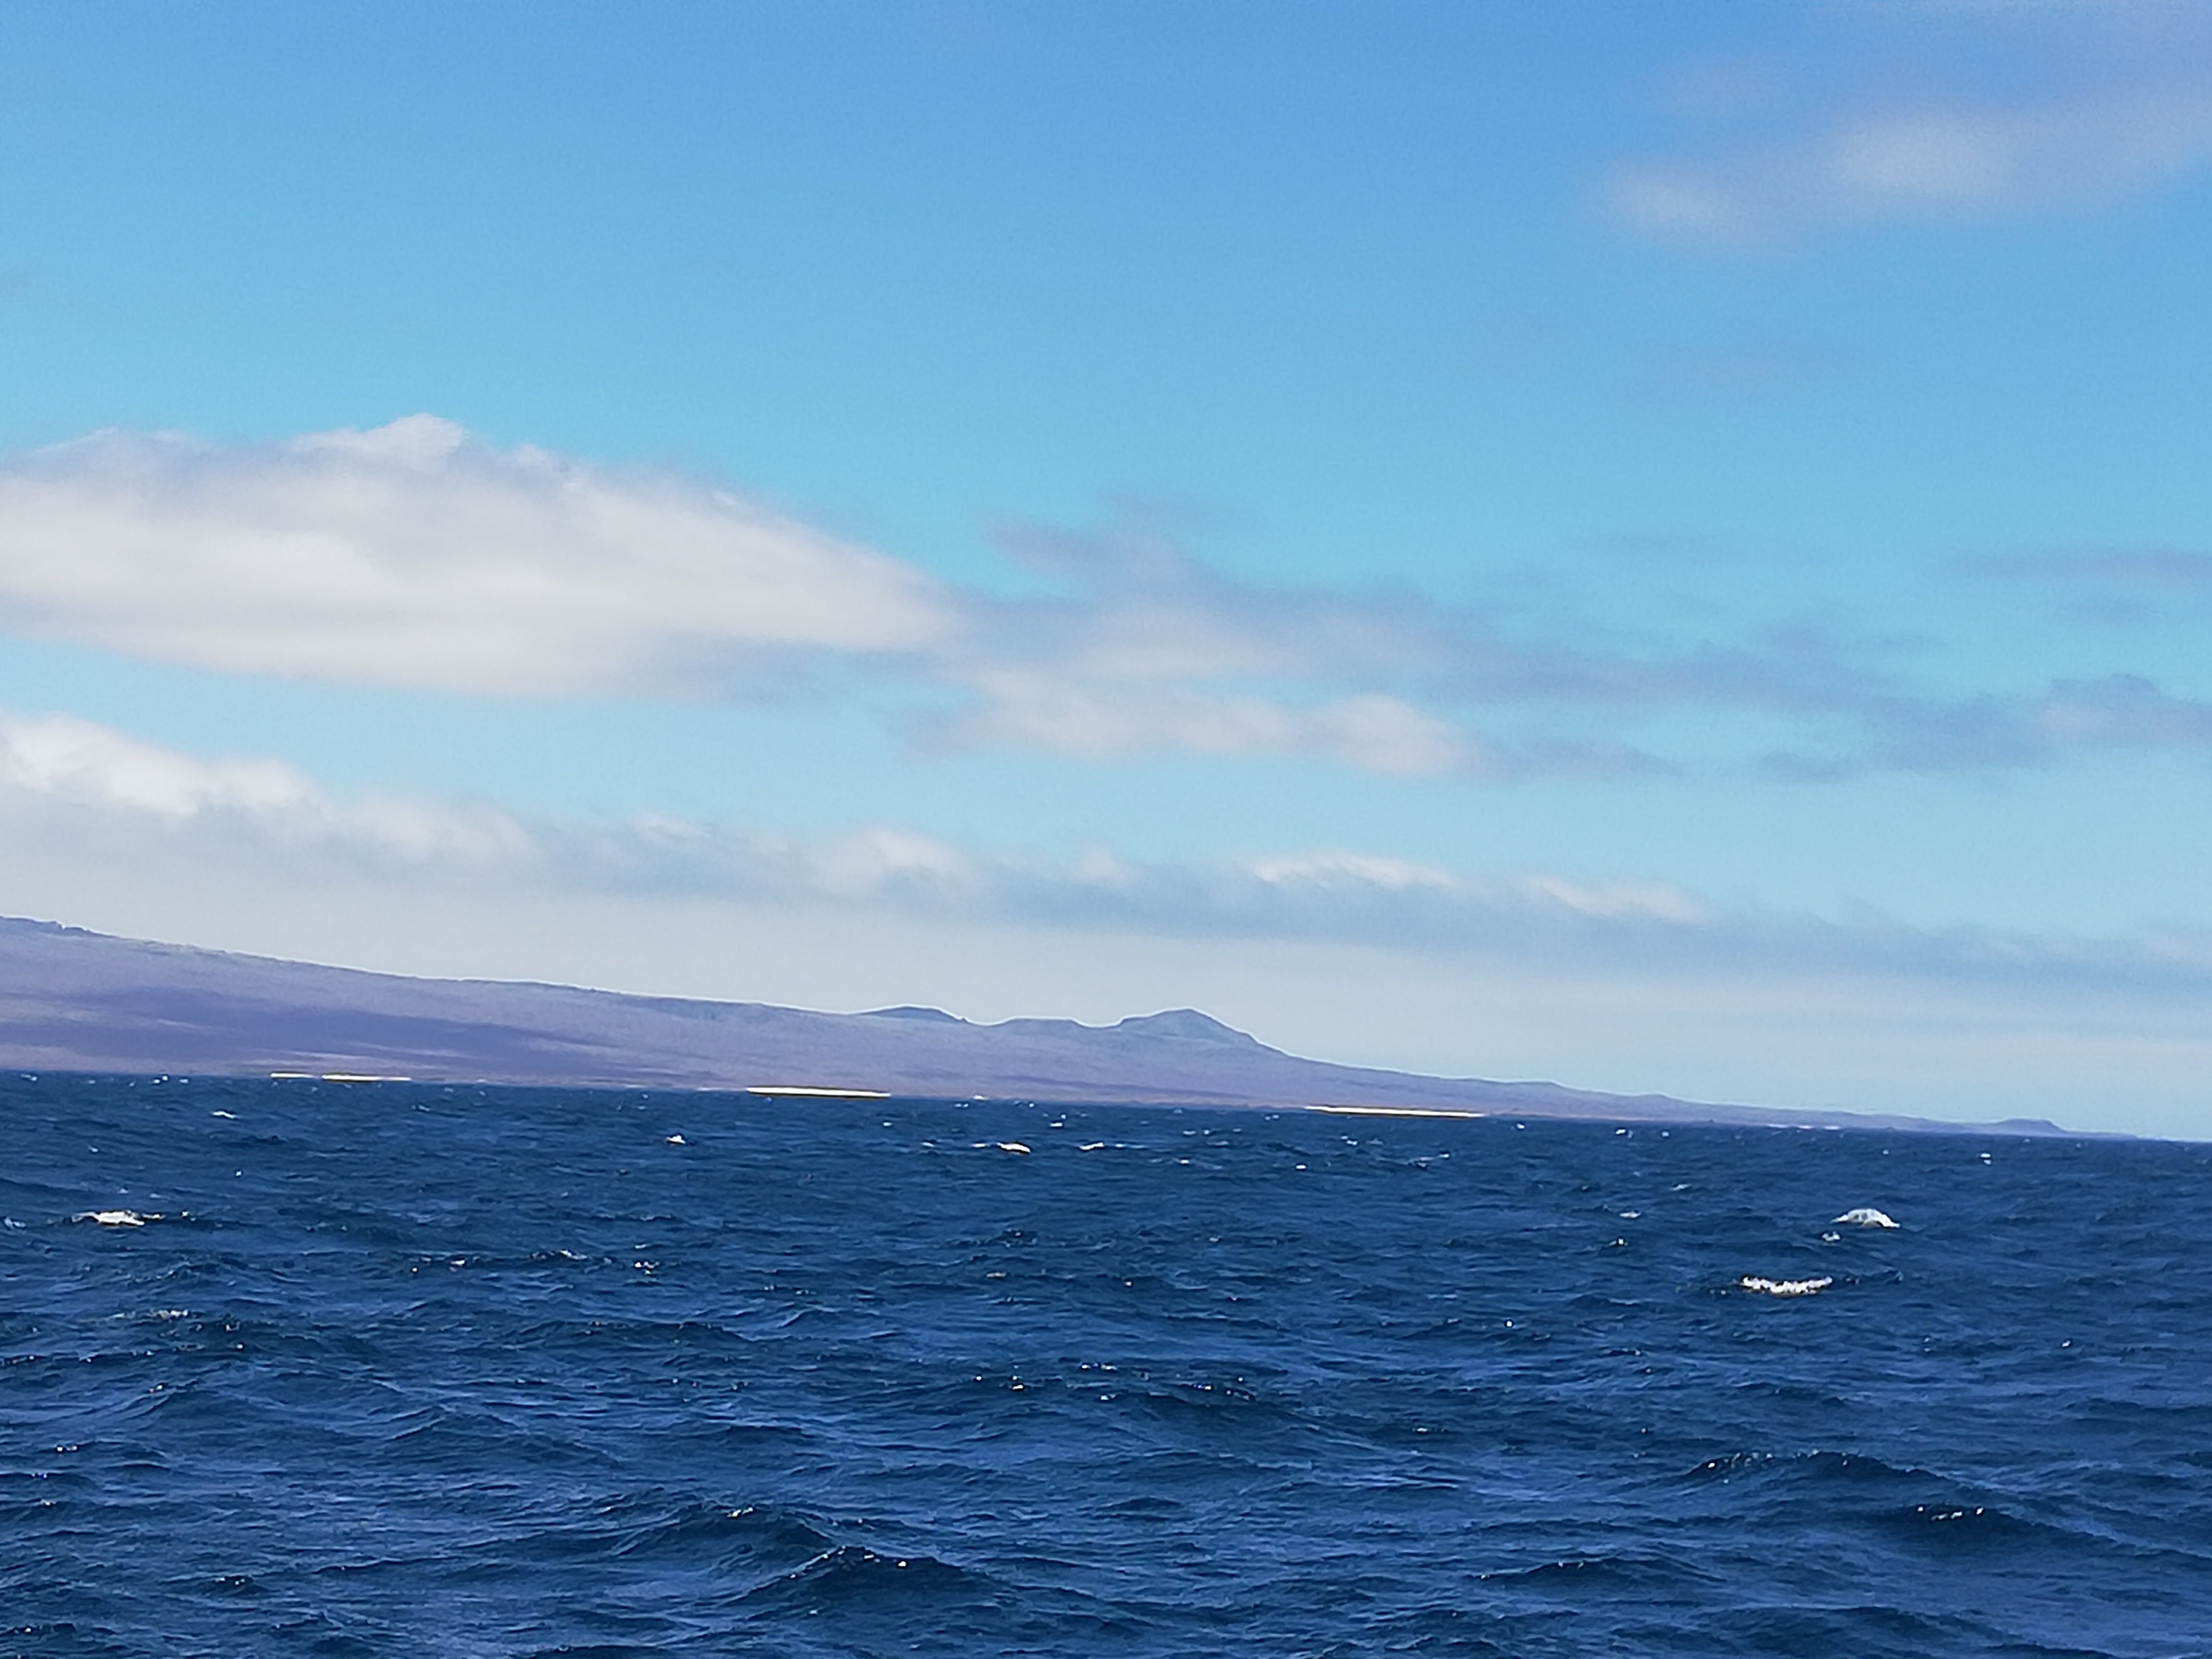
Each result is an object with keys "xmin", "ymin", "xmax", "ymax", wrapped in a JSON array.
[{"xmin": 0, "ymin": 916, "xmax": 2065, "ymax": 1134}]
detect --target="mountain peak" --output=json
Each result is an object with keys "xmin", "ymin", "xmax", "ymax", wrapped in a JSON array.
[{"xmin": 1112, "ymin": 1009, "xmax": 1255, "ymax": 1044}]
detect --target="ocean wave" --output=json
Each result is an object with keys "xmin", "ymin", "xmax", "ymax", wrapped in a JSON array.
[
  {"xmin": 733, "ymin": 1544, "xmax": 993, "ymax": 1613},
  {"xmin": 1739, "ymin": 1274, "xmax": 1834, "ymax": 1297}
]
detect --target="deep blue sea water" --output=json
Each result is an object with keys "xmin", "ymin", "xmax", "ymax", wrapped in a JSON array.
[{"xmin": 5, "ymin": 1075, "xmax": 2212, "ymax": 1658}]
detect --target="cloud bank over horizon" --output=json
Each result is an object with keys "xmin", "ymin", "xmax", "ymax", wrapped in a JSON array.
[
  {"xmin": 4, "ymin": 704, "xmax": 2208, "ymax": 1135},
  {"xmin": 6, "ymin": 704, "xmax": 2209, "ymax": 1008}
]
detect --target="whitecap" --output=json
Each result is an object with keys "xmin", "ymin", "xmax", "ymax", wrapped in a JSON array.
[
  {"xmin": 997, "ymin": 1142, "xmax": 1032, "ymax": 1155},
  {"xmin": 1740, "ymin": 1274, "xmax": 1832, "ymax": 1297},
  {"xmin": 1833, "ymin": 1207, "xmax": 1899, "ymax": 1229},
  {"xmin": 77, "ymin": 1209, "xmax": 154, "ymax": 1227},
  {"xmin": 664, "ymin": 1134, "xmax": 687, "ymax": 1145}
]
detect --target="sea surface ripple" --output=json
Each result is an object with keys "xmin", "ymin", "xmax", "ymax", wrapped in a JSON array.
[{"xmin": 4, "ymin": 1075, "xmax": 2211, "ymax": 1657}]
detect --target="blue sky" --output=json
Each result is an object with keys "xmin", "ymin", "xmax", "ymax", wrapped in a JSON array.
[{"xmin": 6, "ymin": 1, "xmax": 2212, "ymax": 1133}]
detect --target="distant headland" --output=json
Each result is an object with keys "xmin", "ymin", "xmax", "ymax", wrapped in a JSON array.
[{"xmin": 0, "ymin": 915, "xmax": 2070, "ymax": 1136}]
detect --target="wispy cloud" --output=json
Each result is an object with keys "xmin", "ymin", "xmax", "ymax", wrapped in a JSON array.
[
  {"xmin": 1770, "ymin": 674, "xmax": 2212, "ymax": 776},
  {"xmin": 1611, "ymin": 1, "xmax": 2212, "ymax": 247},
  {"xmin": 928, "ymin": 521, "xmax": 1502, "ymax": 775},
  {"xmin": 1949, "ymin": 545, "xmax": 2212, "ymax": 627},
  {"xmin": 1247, "ymin": 851, "xmax": 1459, "ymax": 891},
  {"xmin": 926, "ymin": 521, "xmax": 1839, "ymax": 777},
  {"xmin": 527, "ymin": 814, "xmax": 2212, "ymax": 998},
  {"xmin": 926, "ymin": 673, "xmax": 1482, "ymax": 777},
  {"xmin": 1962, "ymin": 546, "xmax": 2212, "ymax": 590},
  {"xmin": 1614, "ymin": 86, "xmax": 2212, "ymax": 243}
]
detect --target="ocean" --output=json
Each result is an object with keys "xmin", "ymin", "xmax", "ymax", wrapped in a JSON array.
[{"xmin": 4, "ymin": 1075, "xmax": 2209, "ymax": 1657}]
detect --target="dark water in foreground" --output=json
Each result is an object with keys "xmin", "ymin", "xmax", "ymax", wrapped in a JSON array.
[{"xmin": 4, "ymin": 1077, "xmax": 2211, "ymax": 1658}]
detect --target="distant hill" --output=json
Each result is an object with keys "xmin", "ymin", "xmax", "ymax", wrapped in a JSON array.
[{"xmin": 0, "ymin": 916, "xmax": 2064, "ymax": 1133}]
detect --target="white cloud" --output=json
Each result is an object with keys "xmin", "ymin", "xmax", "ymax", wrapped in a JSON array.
[
  {"xmin": 0, "ymin": 416, "xmax": 955, "ymax": 696},
  {"xmin": 0, "ymin": 710, "xmax": 316, "ymax": 820},
  {"xmin": 803, "ymin": 826, "xmax": 972, "ymax": 895},
  {"xmin": 0, "ymin": 710, "xmax": 528, "ymax": 861}
]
